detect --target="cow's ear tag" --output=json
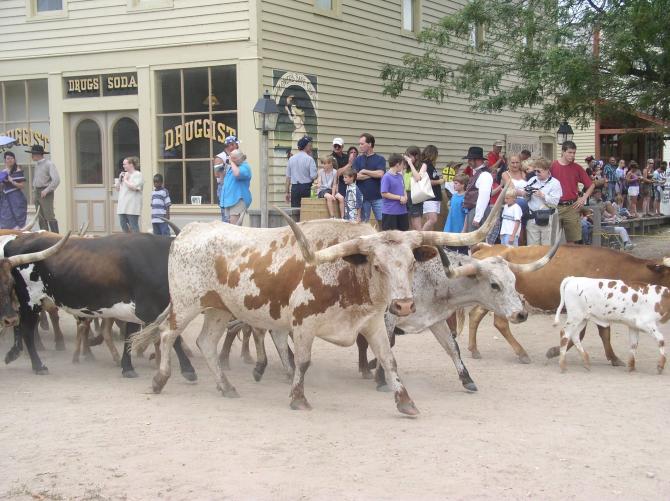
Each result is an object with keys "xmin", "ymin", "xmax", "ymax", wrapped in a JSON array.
[
  {"xmin": 343, "ymin": 254, "xmax": 367, "ymax": 265},
  {"xmin": 413, "ymin": 246, "xmax": 438, "ymax": 262}
]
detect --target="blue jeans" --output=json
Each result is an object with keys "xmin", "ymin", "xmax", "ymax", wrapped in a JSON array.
[
  {"xmin": 220, "ymin": 207, "xmax": 229, "ymax": 223},
  {"xmin": 119, "ymin": 214, "xmax": 140, "ymax": 233},
  {"xmin": 152, "ymin": 222, "xmax": 170, "ymax": 235},
  {"xmin": 607, "ymin": 182, "xmax": 617, "ymax": 201},
  {"xmin": 500, "ymin": 234, "xmax": 519, "ymax": 247},
  {"xmin": 361, "ymin": 198, "xmax": 383, "ymax": 223}
]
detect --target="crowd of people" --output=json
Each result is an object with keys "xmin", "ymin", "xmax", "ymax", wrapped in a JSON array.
[{"xmin": 285, "ymin": 132, "xmax": 670, "ymax": 251}]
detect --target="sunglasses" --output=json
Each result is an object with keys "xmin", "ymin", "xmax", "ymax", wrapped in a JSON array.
[{"xmin": 333, "ymin": 144, "xmax": 342, "ymax": 148}]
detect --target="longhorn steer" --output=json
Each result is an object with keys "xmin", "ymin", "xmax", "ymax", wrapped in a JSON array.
[
  {"xmin": 469, "ymin": 244, "xmax": 670, "ymax": 365},
  {"xmin": 0, "ymin": 232, "xmax": 71, "ymax": 373},
  {"xmin": 0, "ymin": 232, "xmax": 196, "ymax": 379},
  {"xmin": 553, "ymin": 277, "xmax": 670, "ymax": 373},
  {"xmin": 359, "ymin": 239, "xmax": 560, "ymax": 390},
  {"xmin": 134, "ymin": 194, "xmax": 503, "ymax": 415}
]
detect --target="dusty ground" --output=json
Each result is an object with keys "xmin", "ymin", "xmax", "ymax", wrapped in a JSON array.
[{"xmin": 1, "ymin": 302, "xmax": 669, "ymax": 500}]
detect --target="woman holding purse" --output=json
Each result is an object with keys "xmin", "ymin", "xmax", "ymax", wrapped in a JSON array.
[{"xmin": 403, "ymin": 146, "xmax": 426, "ymax": 230}]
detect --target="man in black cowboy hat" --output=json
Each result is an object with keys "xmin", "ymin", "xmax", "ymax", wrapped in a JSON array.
[
  {"xmin": 27, "ymin": 144, "xmax": 60, "ymax": 233},
  {"xmin": 461, "ymin": 146, "xmax": 494, "ymax": 232}
]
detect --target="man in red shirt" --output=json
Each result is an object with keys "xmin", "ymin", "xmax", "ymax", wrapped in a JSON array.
[
  {"xmin": 551, "ymin": 140, "xmax": 594, "ymax": 243},
  {"xmin": 487, "ymin": 141, "xmax": 505, "ymax": 171}
]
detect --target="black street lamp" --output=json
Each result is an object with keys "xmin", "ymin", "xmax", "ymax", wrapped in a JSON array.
[
  {"xmin": 252, "ymin": 90, "xmax": 280, "ymax": 227},
  {"xmin": 556, "ymin": 121, "xmax": 574, "ymax": 146}
]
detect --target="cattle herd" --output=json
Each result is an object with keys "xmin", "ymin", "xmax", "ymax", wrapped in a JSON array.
[{"xmin": 1, "ymin": 188, "xmax": 669, "ymax": 416}]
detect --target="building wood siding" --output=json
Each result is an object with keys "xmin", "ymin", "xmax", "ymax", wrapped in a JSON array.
[
  {"xmin": 0, "ymin": 0, "xmax": 251, "ymax": 59},
  {"xmin": 261, "ymin": 0, "xmax": 549, "ymax": 202},
  {"xmin": 572, "ymin": 125, "xmax": 596, "ymax": 163}
]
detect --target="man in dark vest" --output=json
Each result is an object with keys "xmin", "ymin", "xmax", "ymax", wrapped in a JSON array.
[{"xmin": 462, "ymin": 146, "xmax": 493, "ymax": 232}]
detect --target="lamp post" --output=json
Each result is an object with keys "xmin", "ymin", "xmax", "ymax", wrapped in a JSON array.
[
  {"xmin": 556, "ymin": 121, "xmax": 574, "ymax": 146},
  {"xmin": 253, "ymin": 90, "xmax": 279, "ymax": 228}
]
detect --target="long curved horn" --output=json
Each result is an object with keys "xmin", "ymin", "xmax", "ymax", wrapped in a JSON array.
[
  {"xmin": 275, "ymin": 205, "xmax": 368, "ymax": 265},
  {"xmin": 504, "ymin": 231, "xmax": 562, "ymax": 274},
  {"xmin": 157, "ymin": 217, "xmax": 182, "ymax": 236},
  {"xmin": 77, "ymin": 221, "xmax": 89, "ymax": 236},
  {"xmin": 20, "ymin": 206, "xmax": 41, "ymax": 231},
  {"xmin": 419, "ymin": 179, "xmax": 510, "ymax": 247},
  {"xmin": 435, "ymin": 245, "xmax": 480, "ymax": 278},
  {"xmin": 275, "ymin": 205, "xmax": 317, "ymax": 263},
  {"xmin": 8, "ymin": 231, "xmax": 72, "ymax": 268},
  {"xmin": 236, "ymin": 208, "xmax": 246, "ymax": 226}
]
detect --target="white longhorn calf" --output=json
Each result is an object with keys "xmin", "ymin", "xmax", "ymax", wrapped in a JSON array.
[{"xmin": 553, "ymin": 276, "xmax": 670, "ymax": 373}]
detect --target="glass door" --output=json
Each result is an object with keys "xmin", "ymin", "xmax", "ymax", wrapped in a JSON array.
[{"xmin": 71, "ymin": 111, "xmax": 139, "ymax": 234}]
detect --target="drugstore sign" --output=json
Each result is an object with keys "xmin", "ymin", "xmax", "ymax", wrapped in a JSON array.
[{"xmin": 65, "ymin": 73, "xmax": 138, "ymax": 98}]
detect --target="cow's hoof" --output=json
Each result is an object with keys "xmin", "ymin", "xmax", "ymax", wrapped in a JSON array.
[
  {"xmin": 546, "ymin": 346, "xmax": 560, "ymax": 359},
  {"xmin": 376, "ymin": 383, "xmax": 392, "ymax": 393},
  {"xmin": 72, "ymin": 357, "xmax": 80, "ymax": 364},
  {"xmin": 657, "ymin": 366, "xmax": 664, "ymax": 375},
  {"xmin": 122, "ymin": 369, "xmax": 138, "ymax": 378},
  {"xmin": 55, "ymin": 341, "xmax": 66, "ymax": 351},
  {"xmin": 518, "ymin": 354, "xmax": 531, "ymax": 364},
  {"xmin": 252, "ymin": 366, "xmax": 266, "ymax": 382},
  {"xmin": 181, "ymin": 371, "xmax": 197, "ymax": 382},
  {"xmin": 113, "ymin": 357, "xmax": 121, "ymax": 367},
  {"xmin": 33, "ymin": 366, "xmax": 49, "ymax": 375},
  {"xmin": 290, "ymin": 398, "xmax": 312, "ymax": 410},
  {"xmin": 396, "ymin": 400, "xmax": 419, "ymax": 416},
  {"xmin": 242, "ymin": 354, "xmax": 254, "ymax": 365},
  {"xmin": 5, "ymin": 348, "xmax": 20, "ymax": 365},
  {"xmin": 367, "ymin": 359, "xmax": 378, "ymax": 371},
  {"xmin": 470, "ymin": 349, "xmax": 482, "ymax": 359},
  {"xmin": 218, "ymin": 386, "xmax": 240, "ymax": 398},
  {"xmin": 611, "ymin": 357, "xmax": 625, "ymax": 367},
  {"xmin": 361, "ymin": 370, "xmax": 374, "ymax": 380},
  {"xmin": 88, "ymin": 334, "xmax": 104, "ymax": 347},
  {"xmin": 462, "ymin": 381, "xmax": 478, "ymax": 392},
  {"xmin": 83, "ymin": 352, "xmax": 95, "ymax": 362},
  {"xmin": 152, "ymin": 373, "xmax": 168, "ymax": 393}
]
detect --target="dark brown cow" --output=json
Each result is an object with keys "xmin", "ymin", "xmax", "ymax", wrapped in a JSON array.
[{"xmin": 469, "ymin": 244, "xmax": 670, "ymax": 364}]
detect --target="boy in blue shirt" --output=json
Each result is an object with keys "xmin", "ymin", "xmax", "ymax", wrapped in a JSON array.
[
  {"xmin": 380, "ymin": 154, "xmax": 408, "ymax": 231},
  {"xmin": 444, "ymin": 173, "xmax": 469, "ymax": 254},
  {"xmin": 151, "ymin": 174, "xmax": 171, "ymax": 235}
]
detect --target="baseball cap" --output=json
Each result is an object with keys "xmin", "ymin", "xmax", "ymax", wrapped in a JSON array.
[
  {"xmin": 224, "ymin": 135, "xmax": 239, "ymax": 145},
  {"xmin": 332, "ymin": 137, "xmax": 344, "ymax": 146},
  {"xmin": 297, "ymin": 136, "xmax": 313, "ymax": 150}
]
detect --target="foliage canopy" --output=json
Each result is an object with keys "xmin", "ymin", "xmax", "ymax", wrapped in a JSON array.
[{"xmin": 380, "ymin": 0, "xmax": 670, "ymax": 131}]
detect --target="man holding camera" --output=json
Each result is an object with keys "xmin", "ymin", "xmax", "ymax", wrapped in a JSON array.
[
  {"xmin": 28, "ymin": 144, "xmax": 60, "ymax": 232},
  {"xmin": 525, "ymin": 158, "xmax": 562, "ymax": 245}
]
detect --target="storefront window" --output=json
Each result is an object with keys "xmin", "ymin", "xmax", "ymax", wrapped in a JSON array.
[
  {"xmin": 155, "ymin": 65, "xmax": 237, "ymax": 205},
  {"xmin": 76, "ymin": 119, "xmax": 102, "ymax": 184},
  {"xmin": 0, "ymin": 79, "xmax": 50, "ymax": 204}
]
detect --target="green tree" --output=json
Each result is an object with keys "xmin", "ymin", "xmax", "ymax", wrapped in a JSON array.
[{"xmin": 381, "ymin": 0, "xmax": 670, "ymax": 131}]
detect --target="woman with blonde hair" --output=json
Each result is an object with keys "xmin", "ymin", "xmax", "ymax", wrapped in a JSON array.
[
  {"xmin": 402, "ymin": 146, "xmax": 426, "ymax": 230},
  {"xmin": 116, "ymin": 156, "xmax": 143, "ymax": 232}
]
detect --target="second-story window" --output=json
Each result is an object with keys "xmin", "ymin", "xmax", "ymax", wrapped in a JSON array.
[
  {"xmin": 402, "ymin": 0, "xmax": 419, "ymax": 33},
  {"xmin": 36, "ymin": 0, "xmax": 62, "ymax": 11},
  {"xmin": 315, "ymin": 0, "xmax": 333, "ymax": 9}
]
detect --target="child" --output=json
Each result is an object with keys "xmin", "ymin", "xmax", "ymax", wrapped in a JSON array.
[
  {"xmin": 342, "ymin": 167, "xmax": 363, "ymax": 223},
  {"xmin": 151, "ymin": 173, "xmax": 171, "ymax": 235},
  {"xmin": 316, "ymin": 156, "xmax": 338, "ymax": 218},
  {"xmin": 580, "ymin": 208, "xmax": 594, "ymax": 245},
  {"xmin": 380, "ymin": 153, "xmax": 408, "ymax": 231},
  {"xmin": 444, "ymin": 173, "xmax": 469, "ymax": 254},
  {"xmin": 499, "ymin": 189, "xmax": 522, "ymax": 246}
]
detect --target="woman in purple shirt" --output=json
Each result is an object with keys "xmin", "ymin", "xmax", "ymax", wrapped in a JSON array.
[{"xmin": 380, "ymin": 153, "xmax": 409, "ymax": 231}]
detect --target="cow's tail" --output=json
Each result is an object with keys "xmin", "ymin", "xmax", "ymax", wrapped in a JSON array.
[
  {"xmin": 130, "ymin": 303, "xmax": 171, "ymax": 352},
  {"xmin": 553, "ymin": 278, "xmax": 569, "ymax": 326}
]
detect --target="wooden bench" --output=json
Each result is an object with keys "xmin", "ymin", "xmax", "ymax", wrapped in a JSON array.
[
  {"xmin": 299, "ymin": 198, "xmax": 378, "ymax": 224},
  {"xmin": 616, "ymin": 215, "xmax": 670, "ymax": 235}
]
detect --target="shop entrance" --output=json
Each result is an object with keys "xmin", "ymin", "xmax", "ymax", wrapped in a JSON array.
[{"xmin": 70, "ymin": 111, "xmax": 139, "ymax": 234}]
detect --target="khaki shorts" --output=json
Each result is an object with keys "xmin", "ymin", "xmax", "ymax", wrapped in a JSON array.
[
  {"xmin": 224, "ymin": 199, "xmax": 247, "ymax": 216},
  {"xmin": 557, "ymin": 204, "xmax": 581, "ymax": 242}
]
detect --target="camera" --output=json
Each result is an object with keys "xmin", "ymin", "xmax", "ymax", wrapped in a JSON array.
[{"xmin": 524, "ymin": 185, "xmax": 538, "ymax": 195}]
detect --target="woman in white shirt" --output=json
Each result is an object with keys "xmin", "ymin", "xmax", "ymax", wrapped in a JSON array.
[
  {"xmin": 116, "ymin": 156, "xmax": 144, "ymax": 233},
  {"xmin": 525, "ymin": 158, "xmax": 562, "ymax": 245}
]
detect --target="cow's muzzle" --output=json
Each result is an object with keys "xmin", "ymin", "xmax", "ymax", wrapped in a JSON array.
[
  {"xmin": 2, "ymin": 314, "xmax": 19, "ymax": 327},
  {"xmin": 509, "ymin": 310, "xmax": 528, "ymax": 324},
  {"xmin": 389, "ymin": 299, "xmax": 416, "ymax": 317}
]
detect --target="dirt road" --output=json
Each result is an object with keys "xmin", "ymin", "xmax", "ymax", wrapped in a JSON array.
[{"xmin": 1, "ymin": 310, "xmax": 668, "ymax": 500}]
